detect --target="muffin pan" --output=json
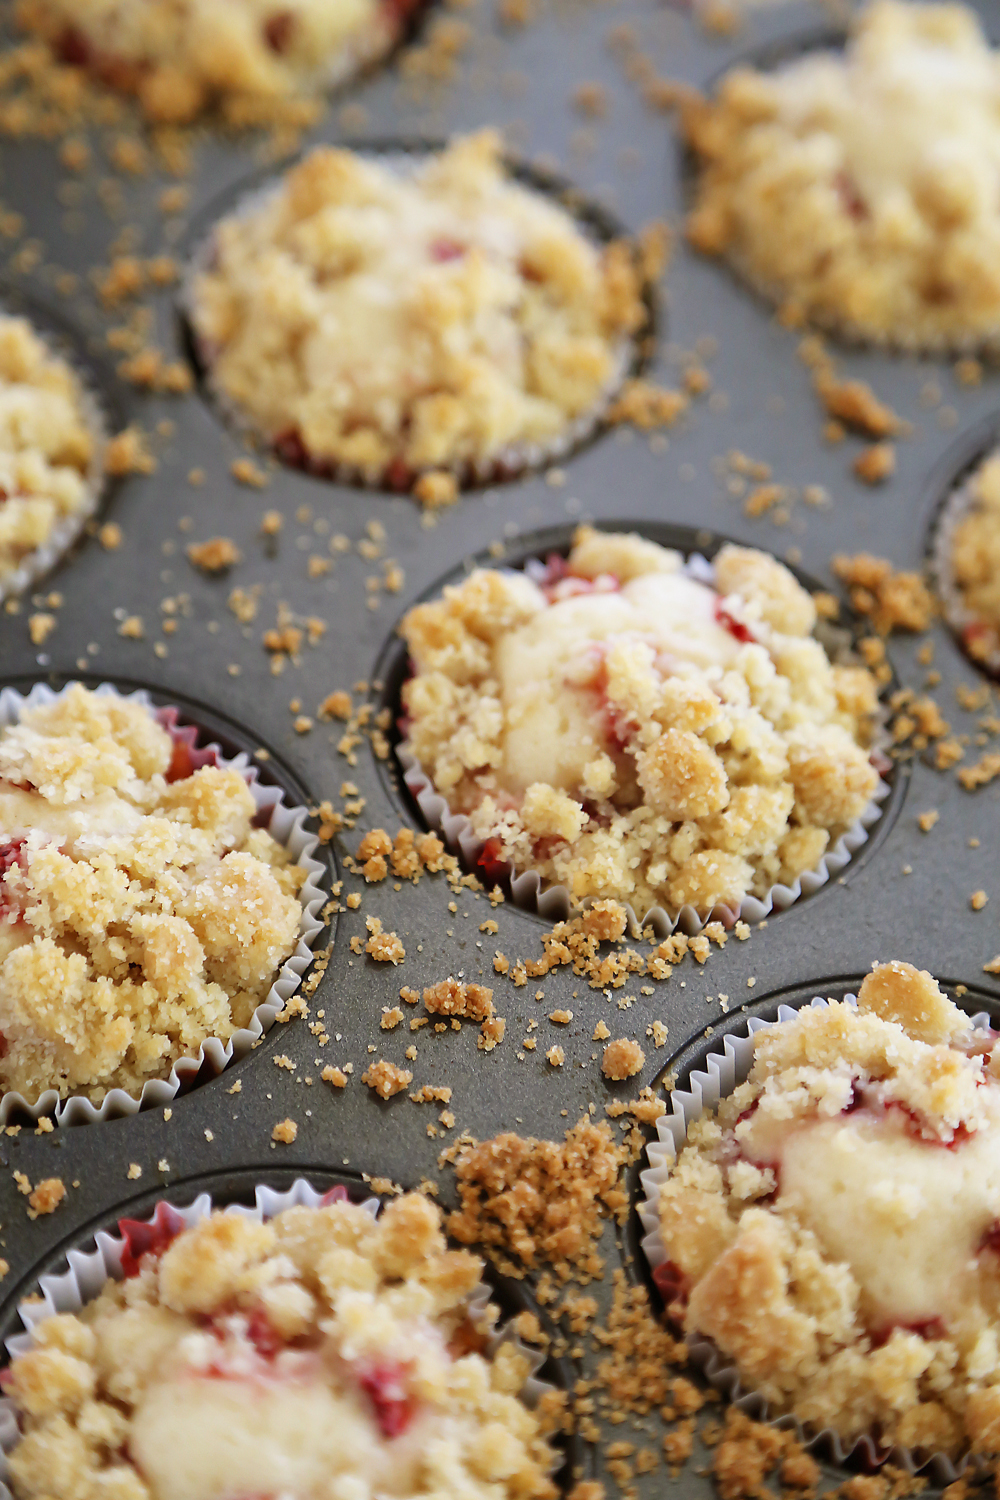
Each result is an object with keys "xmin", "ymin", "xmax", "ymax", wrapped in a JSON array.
[{"xmin": 0, "ymin": 0, "xmax": 998, "ymax": 1494}]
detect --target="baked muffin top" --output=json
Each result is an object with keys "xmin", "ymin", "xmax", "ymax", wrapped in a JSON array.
[
  {"xmin": 4, "ymin": 1191, "xmax": 562, "ymax": 1500},
  {"xmin": 400, "ymin": 527, "xmax": 880, "ymax": 917},
  {"xmin": 0, "ymin": 315, "xmax": 97, "ymax": 595},
  {"xmin": 0, "ymin": 685, "xmax": 304, "ymax": 1103},
  {"xmin": 189, "ymin": 133, "xmax": 644, "ymax": 486},
  {"xmin": 656, "ymin": 960, "xmax": 1000, "ymax": 1457},
  {"xmin": 684, "ymin": 0, "xmax": 1000, "ymax": 350}
]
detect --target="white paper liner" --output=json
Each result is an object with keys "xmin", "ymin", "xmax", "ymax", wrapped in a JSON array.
[
  {"xmin": 396, "ymin": 552, "xmax": 890, "ymax": 935},
  {"xmin": 931, "ymin": 452, "xmax": 1000, "ymax": 679},
  {"xmin": 635, "ymin": 994, "xmax": 996, "ymax": 1482},
  {"xmin": 181, "ymin": 154, "xmax": 638, "ymax": 492},
  {"xmin": 0, "ymin": 681, "xmax": 327, "ymax": 1126},
  {"xmin": 0, "ymin": 315, "xmax": 108, "ymax": 606},
  {"xmin": 0, "ymin": 1177, "xmax": 558, "ymax": 1499}
]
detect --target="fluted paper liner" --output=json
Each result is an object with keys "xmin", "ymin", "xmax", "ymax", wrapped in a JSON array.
[
  {"xmin": 396, "ymin": 553, "xmax": 890, "ymax": 935},
  {"xmin": 932, "ymin": 453, "xmax": 1000, "ymax": 679},
  {"xmin": 182, "ymin": 151, "xmax": 638, "ymax": 493},
  {"xmin": 0, "ymin": 316, "xmax": 108, "ymax": 606},
  {"xmin": 0, "ymin": 1177, "xmax": 558, "ymax": 1498},
  {"xmin": 0, "ymin": 682, "xmax": 327, "ymax": 1126},
  {"xmin": 636, "ymin": 994, "xmax": 995, "ymax": 1482}
]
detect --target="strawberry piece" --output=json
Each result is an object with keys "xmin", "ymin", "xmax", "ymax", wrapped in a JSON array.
[
  {"xmin": 360, "ymin": 1362, "xmax": 416, "ymax": 1438},
  {"xmin": 165, "ymin": 739, "xmax": 195, "ymax": 783},
  {"xmin": 430, "ymin": 239, "xmax": 465, "ymax": 262},
  {"xmin": 118, "ymin": 1202, "xmax": 187, "ymax": 1278},
  {"xmin": 0, "ymin": 838, "xmax": 28, "ymax": 922},
  {"xmin": 476, "ymin": 837, "xmax": 508, "ymax": 883},
  {"xmin": 652, "ymin": 1259, "xmax": 687, "ymax": 1310},
  {"xmin": 245, "ymin": 1307, "xmax": 283, "ymax": 1361},
  {"xmin": 714, "ymin": 599, "xmax": 756, "ymax": 645}
]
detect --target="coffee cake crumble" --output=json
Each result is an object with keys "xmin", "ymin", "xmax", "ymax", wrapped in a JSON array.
[
  {"xmin": 401, "ymin": 527, "xmax": 881, "ymax": 918},
  {"xmin": 654, "ymin": 960, "xmax": 1000, "ymax": 1456},
  {"xmin": 0, "ymin": 685, "xmax": 304, "ymax": 1103}
]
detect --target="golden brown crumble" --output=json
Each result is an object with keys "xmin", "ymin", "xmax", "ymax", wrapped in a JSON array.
[
  {"xmin": 448, "ymin": 1118, "xmax": 628, "ymax": 1281},
  {"xmin": 853, "ymin": 442, "xmax": 896, "ymax": 486},
  {"xmin": 949, "ymin": 451, "xmax": 1000, "ymax": 665},
  {"xmin": 601, "ymin": 1038, "xmax": 645, "ymax": 1081},
  {"xmin": 362, "ymin": 1058, "xmax": 413, "ymax": 1098},
  {"xmin": 186, "ymin": 536, "xmax": 241, "ymax": 574},
  {"xmin": 832, "ymin": 553, "xmax": 936, "ymax": 636}
]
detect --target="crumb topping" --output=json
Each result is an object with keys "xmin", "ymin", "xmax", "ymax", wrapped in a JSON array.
[
  {"xmin": 0, "ymin": 315, "xmax": 96, "ymax": 592},
  {"xmin": 189, "ymin": 132, "xmax": 643, "ymax": 485},
  {"xmin": 5, "ymin": 1194, "xmax": 560, "ymax": 1500},
  {"xmin": 401, "ymin": 527, "xmax": 880, "ymax": 917},
  {"xmin": 0, "ymin": 685, "xmax": 304, "ymax": 1103},
  {"xmin": 683, "ymin": 0, "xmax": 1000, "ymax": 350},
  {"xmin": 656, "ymin": 960, "xmax": 1000, "ymax": 1455}
]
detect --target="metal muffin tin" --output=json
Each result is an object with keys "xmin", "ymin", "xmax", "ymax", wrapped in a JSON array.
[{"xmin": 0, "ymin": 0, "xmax": 998, "ymax": 1493}]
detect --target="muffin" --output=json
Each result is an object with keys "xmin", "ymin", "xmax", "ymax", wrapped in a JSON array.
[
  {"xmin": 16, "ymin": 0, "xmax": 411, "ymax": 125},
  {"xmin": 399, "ymin": 527, "xmax": 882, "ymax": 919},
  {"xmin": 0, "ymin": 314, "xmax": 102, "ymax": 602},
  {"xmin": 941, "ymin": 447, "xmax": 1000, "ymax": 672},
  {"xmin": 187, "ymin": 132, "xmax": 645, "ymax": 489},
  {"xmin": 2, "ymin": 1189, "xmax": 562, "ymax": 1500},
  {"xmin": 683, "ymin": 0, "xmax": 1000, "ymax": 351},
  {"xmin": 0, "ymin": 684, "xmax": 305, "ymax": 1105},
  {"xmin": 650, "ymin": 961, "xmax": 1000, "ymax": 1459}
]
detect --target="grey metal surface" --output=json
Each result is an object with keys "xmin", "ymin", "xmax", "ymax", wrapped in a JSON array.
[{"xmin": 0, "ymin": 0, "xmax": 998, "ymax": 1492}]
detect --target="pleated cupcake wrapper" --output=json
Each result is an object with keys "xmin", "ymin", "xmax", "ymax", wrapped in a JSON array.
[
  {"xmin": 0, "ymin": 316, "xmax": 109, "ymax": 606},
  {"xmin": 182, "ymin": 153, "xmax": 637, "ymax": 495},
  {"xmin": 0, "ymin": 1176, "xmax": 555, "ymax": 1498},
  {"xmin": 931, "ymin": 457, "xmax": 1000, "ymax": 679},
  {"xmin": 396, "ymin": 551, "xmax": 889, "ymax": 934},
  {"xmin": 0, "ymin": 681, "xmax": 327, "ymax": 1126},
  {"xmin": 635, "ymin": 995, "xmax": 995, "ymax": 1483}
]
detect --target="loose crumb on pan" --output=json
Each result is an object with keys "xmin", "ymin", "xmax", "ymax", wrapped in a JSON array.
[
  {"xmin": 832, "ymin": 552, "xmax": 936, "ymax": 635},
  {"xmin": 601, "ymin": 1037, "xmax": 645, "ymax": 1080},
  {"xmin": 271, "ymin": 1118, "xmax": 297, "ymax": 1143},
  {"xmin": 363, "ymin": 1058, "xmax": 413, "ymax": 1098},
  {"xmin": 186, "ymin": 536, "xmax": 241, "ymax": 573},
  {"xmin": 447, "ymin": 1117, "xmax": 628, "ymax": 1281}
]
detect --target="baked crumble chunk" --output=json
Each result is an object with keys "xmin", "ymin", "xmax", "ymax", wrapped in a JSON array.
[
  {"xmin": 0, "ymin": 316, "xmax": 97, "ymax": 594},
  {"xmin": 0, "ymin": 685, "xmax": 304, "ymax": 1103},
  {"xmin": 16, "ymin": 0, "xmax": 407, "ymax": 125},
  {"xmin": 188, "ymin": 132, "xmax": 644, "ymax": 486},
  {"xmin": 400, "ymin": 527, "xmax": 880, "ymax": 917},
  {"xmin": 949, "ymin": 449, "xmax": 1000, "ymax": 666},
  {"xmin": 683, "ymin": 0, "xmax": 1000, "ymax": 351},
  {"xmin": 3, "ymin": 1191, "xmax": 562, "ymax": 1500},
  {"xmin": 656, "ymin": 961, "xmax": 1000, "ymax": 1458}
]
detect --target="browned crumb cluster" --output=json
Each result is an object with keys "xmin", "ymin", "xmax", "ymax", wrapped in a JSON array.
[
  {"xmin": 601, "ymin": 1037, "xmax": 645, "ymax": 1081},
  {"xmin": 448, "ymin": 1117, "xmax": 628, "ymax": 1281},
  {"xmin": 832, "ymin": 553, "xmax": 936, "ymax": 636},
  {"xmin": 363, "ymin": 1057, "xmax": 413, "ymax": 1098},
  {"xmin": 187, "ymin": 536, "xmax": 241, "ymax": 574}
]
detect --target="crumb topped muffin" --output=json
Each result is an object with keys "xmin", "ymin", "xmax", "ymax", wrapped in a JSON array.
[
  {"xmin": 188, "ymin": 133, "xmax": 644, "ymax": 488},
  {"xmin": 654, "ymin": 961, "xmax": 1000, "ymax": 1458},
  {"xmin": 0, "ymin": 315, "xmax": 100, "ymax": 599},
  {"xmin": 683, "ymin": 0, "xmax": 1000, "ymax": 351},
  {"xmin": 3, "ymin": 1190, "xmax": 562, "ymax": 1500},
  {"xmin": 16, "ymin": 0, "xmax": 408, "ymax": 125},
  {"xmin": 399, "ymin": 527, "xmax": 881, "ymax": 918},
  {"xmin": 0, "ymin": 685, "xmax": 304, "ymax": 1104},
  {"xmin": 946, "ymin": 449, "xmax": 1000, "ymax": 670}
]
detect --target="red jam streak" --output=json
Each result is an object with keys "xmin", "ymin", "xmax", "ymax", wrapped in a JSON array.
[
  {"xmin": 244, "ymin": 1307, "xmax": 282, "ymax": 1361},
  {"xmin": 119, "ymin": 1201, "xmax": 188, "ymax": 1278},
  {"xmin": 360, "ymin": 1362, "xmax": 416, "ymax": 1438},
  {"xmin": 979, "ymin": 1221, "xmax": 1000, "ymax": 1256},
  {"xmin": 0, "ymin": 839, "xmax": 27, "ymax": 921},
  {"xmin": 871, "ymin": 1318, "xmax": 946, "ymax": 1349},
  {"xmin": 165, "ymin": 739, "xmax": 195, "ymax": 783},
  {"xmin": 652, "ymin": 1259, "xmax": 687, "ymax": 1310},
  {"xmin": 430, "ymin": 238, "xmax": 466, "ymax": 262},
  {"xmin": 476, "ymin": 837, "xmax": 508, "ymax": 884},
  {"xmin": 714, "ymin": 599, "xmax": 756, "ymax": 645}
]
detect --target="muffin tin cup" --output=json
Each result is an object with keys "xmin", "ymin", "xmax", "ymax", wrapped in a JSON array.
[
  {"xmin": 931, "ymin": 456, "xmax": 1000, "ymax": 679},
  {"xmin": 0, "ymin": 681, "xmax": 327, "ymax": 1127},
  {"xmin": 181, "ymin": 149, "xmax": 643, "ymax": 496},
  {"xmin": 395, "ymin": 549, "xmax": 890, "ymax": 934},
  {"xmin": 635, "ymin": 995, "xmax": 993, "ymax": 1483},
  {"xmin": 0, "ymin": 314, "xmax": 109, "ymax": 607},
  {"xmin": 0, "ymin": 1175, "xmax": 558, "ymax": 1499}
]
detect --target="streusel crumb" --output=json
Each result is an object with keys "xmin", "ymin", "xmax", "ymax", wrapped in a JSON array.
[
  {"xmin": 0, "ymin": 685, "xmax": 304, "ymax": 1103},
  {"xmin": 4, "ymin": 1194, "xmax": 560, "ymax": 1500},
  {"xmin": 401, "ymin": 528, "xmax": 880, "ymax": 917},
  {"xmin": 949, "ymin": 450, "xmax": 1000, "ymax": 665},
  {"xmin": 449, "ymin": 1118, "xmax": 628, "ymax": 1281},
  {"xmin": 656, "ymin": 960, "xmax": 1000, "ymax": 1456},
  {"xmin": 189, "ymin": 133, "xmax": 643, "ymax": 486}
]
